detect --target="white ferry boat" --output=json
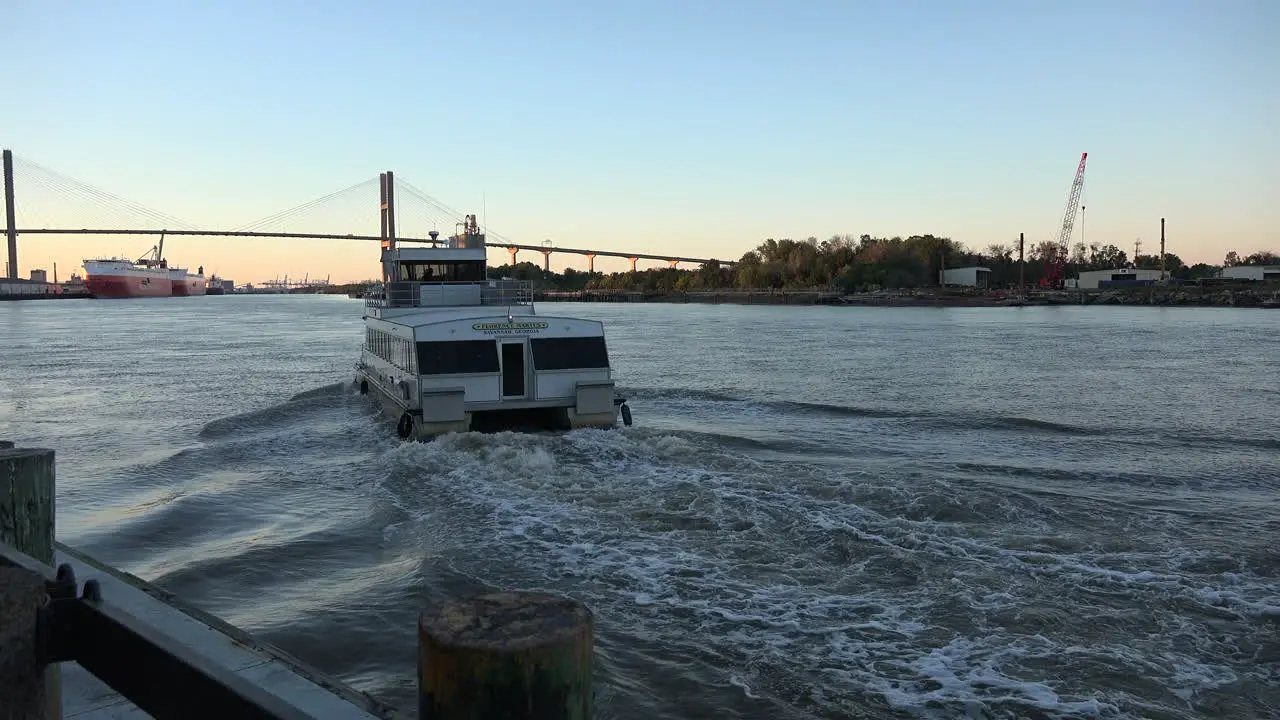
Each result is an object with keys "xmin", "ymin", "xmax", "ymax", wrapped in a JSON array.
[{"xmin": 355, "ymin": 215, "xmax": 633, "ymax": 440}]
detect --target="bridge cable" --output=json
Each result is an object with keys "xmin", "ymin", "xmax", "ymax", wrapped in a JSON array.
[
  {"xmin": 12, "ymin": 155, "xmax": 199, "ymax": 229},
  {"xmin": 231, "ymin": 176, "xmax": 380, "ymax": 232}
]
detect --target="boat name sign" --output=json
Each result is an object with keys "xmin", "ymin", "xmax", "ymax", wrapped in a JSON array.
[{"xmin": 472, "ymin": 321, "xmax": 549, "ymax": 337}]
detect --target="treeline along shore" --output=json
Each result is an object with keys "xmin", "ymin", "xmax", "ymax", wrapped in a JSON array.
[{"xmin": 319, "ymin": 234, "xmax": 1278, "ymax": 308}]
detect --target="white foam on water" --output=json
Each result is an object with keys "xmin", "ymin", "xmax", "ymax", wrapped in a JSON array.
[
  {"xmin": 870, "ymin": 637, "xmax": 1123, "ymax": 717},
  {"xmin": 372, "ymin": 426, "xmax": 1278, "ymax": 718}
]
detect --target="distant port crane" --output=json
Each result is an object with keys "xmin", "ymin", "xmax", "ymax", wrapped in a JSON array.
[
  {"xmin": 262, "ymin": 273, "xmax": 331, "ymax": 290},
  {"xmin": 1043, "ymin": 152, "xmax": 1088, "ymax": 288}
]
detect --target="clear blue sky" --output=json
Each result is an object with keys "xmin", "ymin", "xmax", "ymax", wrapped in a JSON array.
[{"xmin": 3, "ymin": 0, "xmax": 1277, "ymax": 281}]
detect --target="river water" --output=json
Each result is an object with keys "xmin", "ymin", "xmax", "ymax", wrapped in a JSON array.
[{"xmin": 1, "ymin": 296, "xmax": 1277, "ymax": 719}]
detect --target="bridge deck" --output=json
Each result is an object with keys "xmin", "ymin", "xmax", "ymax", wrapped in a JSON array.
[{"xmin": 13, "ymin": 228, "xmax": 735, "ymax": 267}]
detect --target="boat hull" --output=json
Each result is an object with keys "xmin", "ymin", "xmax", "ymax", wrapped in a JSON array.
[
  {"xmin": 172, "ymin": 278, "xmax": 208, "ymax": 296},
  {"xmin": 354, "ymin": 366, "xmax": 627, "ymax": 441},
  {"xmin": 168, "ymin": 268, "xmax": 207, "ymax": 296},
  {"xmin": 84, "ymin": 273, "xmax": 172, "ymax": 298}
]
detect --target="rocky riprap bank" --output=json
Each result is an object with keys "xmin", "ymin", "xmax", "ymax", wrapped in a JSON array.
[{"xmin": 1086, "ymin": 285, "xmax": 1280, "ymax": 307}]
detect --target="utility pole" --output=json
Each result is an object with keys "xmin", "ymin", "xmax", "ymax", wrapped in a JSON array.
[
  {"xmin": 1018, "ymin": 233, "xmax": 1025, "ymax": 293},
  {"xmin": 1160, "ymin": 217, "xmax": 1167, "ymax": 281},
  {"xmin": 3, "ymin": 149, "xmax": 17, "ymax": 280},
  {"xmin": 1134, "ymin": 238, "xmax": 1142, "ymax": 268}
]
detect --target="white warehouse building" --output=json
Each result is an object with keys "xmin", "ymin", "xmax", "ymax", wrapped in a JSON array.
[
  {"xmin": 1074, "ymin": 268, "xmax": 1163, "ymax": 290},
  {"xmin": 939, "ymin": 266, "xmax": 991, "ymax": 288},
  {"xmin": 1220, "ymin": 265, "xmax": 1280, "ymax": 282}
]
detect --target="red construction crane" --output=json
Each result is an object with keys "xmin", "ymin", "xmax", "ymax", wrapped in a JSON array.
[{"xmin": 1043, "ymin": 152, "xmax": 1088, "ymax": 288}]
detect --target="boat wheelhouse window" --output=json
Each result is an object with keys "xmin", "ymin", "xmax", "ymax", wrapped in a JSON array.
[
  {"xmin": 397, "ymin": 261, "xmax": 486, "ymax": 283},
  {"xmin": 530, "ymin": 337, "xmax": 609, "ymax": 370},
  {"xmin": 416, "ymin": 340, "xmax": 500, "ymax": 375}
]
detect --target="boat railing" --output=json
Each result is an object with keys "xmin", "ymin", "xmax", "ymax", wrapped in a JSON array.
[{"xmin": 365, "ymin": 280, "xmax": 533, "ymax": 308}]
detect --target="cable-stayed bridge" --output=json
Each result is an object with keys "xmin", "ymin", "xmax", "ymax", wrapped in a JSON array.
[{"xmin": 1, "ymin": 149, "xmax": 736, "ymax": 281}]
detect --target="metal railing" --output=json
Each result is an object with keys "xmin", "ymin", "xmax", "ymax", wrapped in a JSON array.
[
  {"xmin": 0, "ymin": 538, "xmax": 598, "ymax": 720},
  {"xmin": 364, "ymin": 280, "xmax": 532, "ymax": 308},
  {"xmin": 0, "ymin": 540, "xmax": 333, "ymax": 719},
  {"xmin": 1, "ymin": 443, "xmax": 598, "ymax": 719}
]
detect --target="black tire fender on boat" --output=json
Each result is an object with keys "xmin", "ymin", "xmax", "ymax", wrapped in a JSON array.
[
  {"xmin": 621, "ymin": 403, "xmax": 633, "ymax": 427},
  {"xmin": 359, "ymin": 379, "xmax": 368, "ymax": 395},
  {"xmin": 396, "ymin": 412, "xmax": 414, "ymax": 440}
]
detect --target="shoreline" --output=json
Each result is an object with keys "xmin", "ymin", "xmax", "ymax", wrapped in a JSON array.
[
  {"xmin": 3, "ymin": 287, "xmax": 1275, "ymax": 309},
  {"xmin": 533, "ymin": 286, "xmax": 1280, "ymax": 308}
]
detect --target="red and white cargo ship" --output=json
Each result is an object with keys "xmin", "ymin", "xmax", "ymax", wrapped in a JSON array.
[
  {"xmin": 82, "ymin": 237, "xmax": 206, "ymax": 299},
  {"xmin": 169, "ymin": 265, "xmax": 207, "ymax": 296}
]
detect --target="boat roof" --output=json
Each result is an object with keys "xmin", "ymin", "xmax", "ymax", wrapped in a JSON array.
[
  {"xmin": 370, "ymin": 306, "xmax": 537, "ymax": 327},
  {"xmin": 383, "ymin": 246, "xmax": 485, "ymax": 261},
  {"xmin": 371, "ymin": 308, "xmax": 605, "ymax": 331}
]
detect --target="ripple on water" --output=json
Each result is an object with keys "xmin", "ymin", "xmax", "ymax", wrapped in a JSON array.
[{"xmin": 2, "ymin": 301, "xmax": 1277, "ymax": 719}]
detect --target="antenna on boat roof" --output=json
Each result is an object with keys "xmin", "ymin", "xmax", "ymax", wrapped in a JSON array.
[{"xmin": 482, "ymin": 193, "xmax": 487, "ymax": 234}]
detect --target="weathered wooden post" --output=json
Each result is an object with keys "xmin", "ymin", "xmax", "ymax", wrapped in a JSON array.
[
  {"xmin": 0, "ymin": 443, "xmax": 55, "ymax": 564},
  {"xmin": 417, "ymin": 591, "xmax": 594, "ymax": 720},
  {"xmin": 0, "ymin": 442, "xmax": 60, "ymax": 720}
]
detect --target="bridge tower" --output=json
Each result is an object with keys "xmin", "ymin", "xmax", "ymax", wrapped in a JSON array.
[
  {"xmin": 379, "ymin": 171, "xmax": 397, "ymax": 283},
  {"xmin": 3, "ymin": 149, "xmax": 16, "ymax": 279}
]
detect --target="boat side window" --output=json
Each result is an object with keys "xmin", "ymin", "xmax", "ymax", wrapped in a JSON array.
[
  {"xmin": 530, "ymin": 337, "xmax": 610, "ymax": 370},
  {"xmin": 367, "ymin": 329, "xmax": 415, "ymax": 372},
  {"xmin": 416, "ymin": 340, "xmax": 499, "ymax": 375}
]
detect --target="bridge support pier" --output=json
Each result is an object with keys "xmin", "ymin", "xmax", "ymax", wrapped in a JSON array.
[
  {"xmin": 586, "ymin": 253, "xmax": 595, "ymax": 273},
  {"xmin": 668, "ymin": 259, "xmax": 678, "ymax": 269},
  {"xmin": 507, "ymin": 247, "xmax": 518, "ymax": 265},
  {"xmin": 628, "ymin": 257, "xmax": 638, "ymax": 272}
]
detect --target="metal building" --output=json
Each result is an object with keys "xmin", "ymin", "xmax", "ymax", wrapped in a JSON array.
[
  {"xmin": 1075, "ymin": 268, "xmax": 1163, "ymax": 289},
  {"xmin": 939, "ymin": 266, "xmax": 991, "ymax": 288},
  {"xmin": 1220, "ymin": 265, "xmax": 1280, "ymax": 282}
]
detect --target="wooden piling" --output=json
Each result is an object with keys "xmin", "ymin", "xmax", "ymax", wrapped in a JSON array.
[
  {"xmin": 0, "ymin": 445, "xmax": 55, "ymax": 565},
  {"xmin": 417, "ymin": 591, "xmax": 594, "ymax": 720},
  {"xmin": 0, "ymin": 567, "xmax": 49, "ymax": 719},
  {"xmin": 0, "ymin": 444, "xmax": 59, "ymax": 720}
]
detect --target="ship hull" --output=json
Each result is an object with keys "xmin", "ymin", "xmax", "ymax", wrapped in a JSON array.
[
  {"xmin": 168, "ymin": 268, "xmax": 207, "ymax": 296},
  {"xmin": 84, "ymin": 273, "xmax": 173, "ymax": 298},
  {"xmin": 172, "ymin": 278, "xmax": 208, "ymax": 296}
]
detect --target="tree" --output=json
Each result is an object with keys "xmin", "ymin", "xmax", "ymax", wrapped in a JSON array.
[
  {"xmin": 1086, "ymin": 244, "xmax": 1127, "ymax": 270},
  {"xmin": 1180, "ymin": 263, "xmax": 1220, "ymax": 281},
  {"xmin": 1242, "ymin": 251, "xmax": 1279, "ymax": 266},
  {"xmin": 1134, "ymin": 253, "xmax": 1185, "ymax": 273}
]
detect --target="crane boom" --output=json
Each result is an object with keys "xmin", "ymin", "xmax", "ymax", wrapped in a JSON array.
[{"xmin": 1045, "ymin": 152, "xmax": 1087, "ymax": 288}]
